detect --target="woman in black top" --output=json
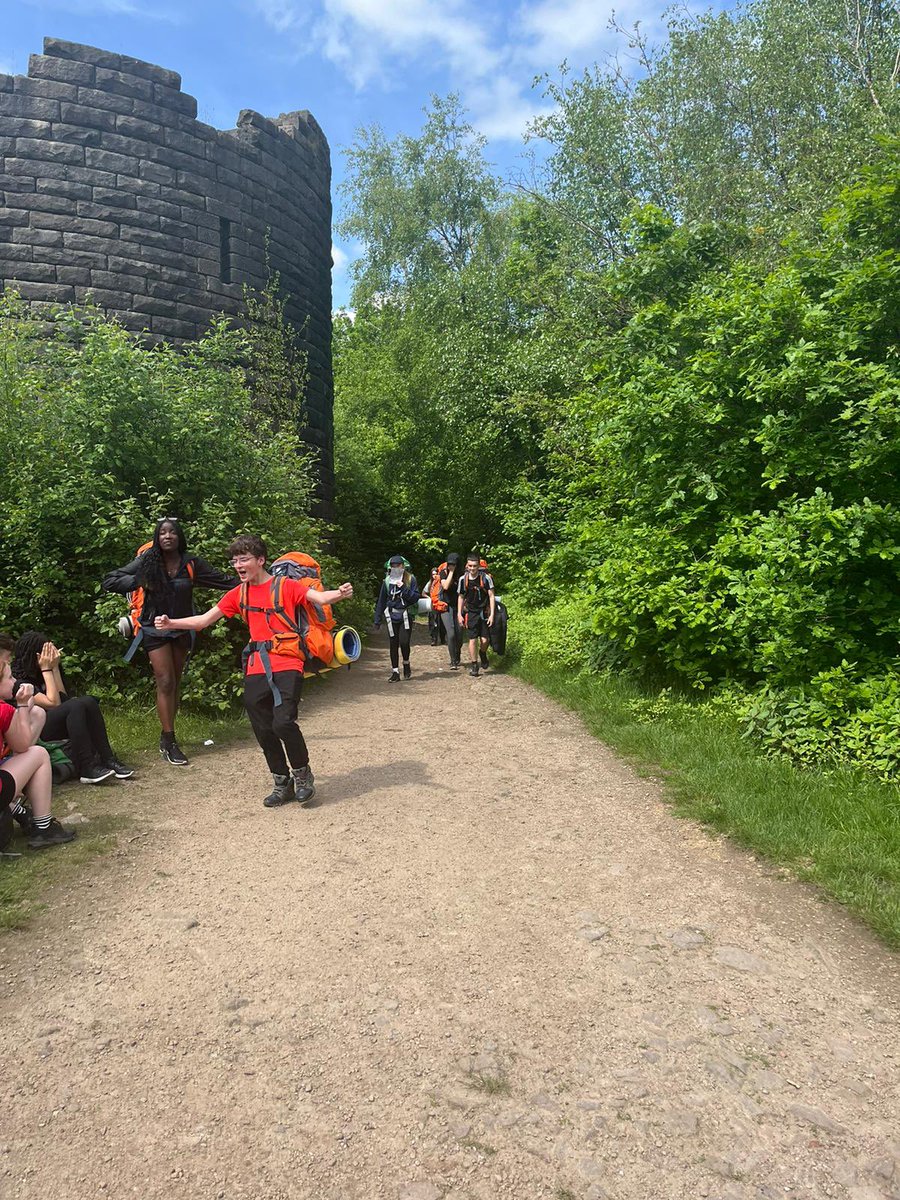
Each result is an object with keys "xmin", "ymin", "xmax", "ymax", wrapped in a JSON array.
[
  {"xmin": 11, "ymin": 632, "xmax": 132, "ymax": 784},
  {"xmin": 103, "ymin": 519, "xmax": 233, "ymax": 766}
]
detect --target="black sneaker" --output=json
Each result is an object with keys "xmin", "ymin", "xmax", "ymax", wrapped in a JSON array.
[
  {"xmin": 480, "ymin": 651, "xmax": 489, "ymax": 670},
  {"xmin": 402, "ymin": 662, "xmax": 412, "ymax": 679},
  {"xmin": 28, "ymin": 818, "xmax": 76, "ymax": 850},
  {"xmin": 13, "ymin": 803, "xmax": 33, "ymax": 834},
  {"xmin": 80, "ymin": 763, "xmax": 115, "ymax": 784},
  {"xmin": 160, "ymin": 743, "xmax": 189, "ymax": 767},
  {"xmin": 263, "ymin": 773, "xmax": 294, "ymax": 808},
  {"xmin": 105, "ymin": 759, "xmax": 135, "ymax": 779},
  {"xmin": 450, "ymin": 661, "xmax": 460, "ymax": 671},
  {"xmin": 389, "ymin": 669, "xmax": 400, "ymax": 683},
  {"xmin": 292, "ymin": 766, "xmax": 316, "ymax": 807},
  {"xmin": 469, "ymin": 664, "xmax": 480, "ymax": 677}
]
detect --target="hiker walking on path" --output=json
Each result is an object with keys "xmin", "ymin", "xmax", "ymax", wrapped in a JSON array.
[
  {"xmin": 373, "ymin": 555, "xmax": 420, "ymax": 683},
  {"xmin": 103, "ymin": 519, "xmax": 234, "ymax": 767},
  {"xmin": 154, "ymin": 535, "xmax": 353, "ymax": 810},
  {"xmin": 457, "ymin": 552, "xmax": 495, "ymax": 678},
  {"xmin": 432, "ymin": 552, "xmax": 463, "ymax": 671}
]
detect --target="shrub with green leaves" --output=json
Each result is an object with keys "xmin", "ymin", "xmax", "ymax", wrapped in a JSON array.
[{"xmin": 0, "ymin": 296, "xmax": 343, "ymax": 709}]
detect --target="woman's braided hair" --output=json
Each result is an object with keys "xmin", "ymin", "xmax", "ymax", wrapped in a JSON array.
[
  {"xmin": 139, "ymin": 519, "xmax": 188, "ymax": 598},
  {"xmin": 11, "ymin": 630, "xmax": 48, "ymax": 690}
]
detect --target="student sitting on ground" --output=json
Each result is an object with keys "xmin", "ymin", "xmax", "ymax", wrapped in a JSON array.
[
  {"xmin": 12, "ymin": 631, "xmax": 133, "ymax": 784},
  {"xmin": 0, "ymin": 639, "xmax": 75, "ymax": 850}
]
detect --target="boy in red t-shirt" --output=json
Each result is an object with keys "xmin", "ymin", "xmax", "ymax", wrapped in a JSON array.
[{"xmin": 156, "ymin": 535, "xmax": 353, "ymax": 808}]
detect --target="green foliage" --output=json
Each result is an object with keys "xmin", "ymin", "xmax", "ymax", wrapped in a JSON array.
[
  {"xmin": 0, "ymin": 295, "xmax": 331, "ymax": 709},
  {"xmin": 332, "ymin": 0, "xmax": 900, "ymax": 791}
]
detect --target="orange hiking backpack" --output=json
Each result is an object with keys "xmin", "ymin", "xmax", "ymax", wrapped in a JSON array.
[
  {"xmin": 268, "ymin": 552, "xmax": 336, "ymax": 674},
  {"xmin": 430, "ymin": 561, "xmax": 451, "ymax": 613},
  {"xmin": 120, "ymin": 540, "xmax": 195, "ymax": 662}
]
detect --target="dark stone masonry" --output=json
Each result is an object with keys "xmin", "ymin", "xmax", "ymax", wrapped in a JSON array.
[{"xmin": 0, "ymin": 37, "xmax": 334, "ymax": 501}]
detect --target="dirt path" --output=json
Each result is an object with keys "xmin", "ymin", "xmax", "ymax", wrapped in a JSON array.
[{"xmin": 1, "ymin": 643, "xmax": 898, "ymax": 1200}]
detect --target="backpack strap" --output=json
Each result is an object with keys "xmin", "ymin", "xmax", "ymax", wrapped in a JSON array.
[{"xmin": 241, "ymin": 577, "xmax": 311, "ymax": 705}]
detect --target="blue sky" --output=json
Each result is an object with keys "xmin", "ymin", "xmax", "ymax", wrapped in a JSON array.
[{"xmin": 3, "ymin": 0, "xmax": 724, "ymax": 306}]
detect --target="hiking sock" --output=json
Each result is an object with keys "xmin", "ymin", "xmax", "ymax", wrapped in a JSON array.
[
  {"xmin": 11, "ymin": 800, "xmax": 26, "ymax": 818},
  {"xmin": 32, "ymin": 813, "xmax": 52, "ymax": 831}
]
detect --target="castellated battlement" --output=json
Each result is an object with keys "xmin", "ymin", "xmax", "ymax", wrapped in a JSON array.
[{"xmin": 0, "ymin": 37, "xmax": 334, "ymax": 500}]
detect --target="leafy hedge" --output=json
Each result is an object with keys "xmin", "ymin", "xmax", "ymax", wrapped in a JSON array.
[
  {"xmin": 511, "ymin": 145, "xmax": 900, "ymax": 778},
  {"xmin": 0, "ymin": 296, "xmax": 362, "ymax": 710}
]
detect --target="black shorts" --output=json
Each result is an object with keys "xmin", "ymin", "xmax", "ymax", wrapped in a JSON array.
[
  {"xmin": 464, "ymin": 613, "xmax": 490, "ymax": 640},
  {"xmin": 141, "ymin": 630, "xmax": 192, "ymax": 655}
]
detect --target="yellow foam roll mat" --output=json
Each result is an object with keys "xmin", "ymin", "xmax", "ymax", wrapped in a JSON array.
[{"xmin": 333, "ymin": 626, "xmax": 362, "ymax": 666}]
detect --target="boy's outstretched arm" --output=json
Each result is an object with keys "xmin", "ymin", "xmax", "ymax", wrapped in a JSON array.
[
  {"xmin": 308, "ymin": 583, "xmax": 353, "ymax": 606},
  {"xmin": 155, "ymin": 606, "xmax": 225, "ymax": 633}
]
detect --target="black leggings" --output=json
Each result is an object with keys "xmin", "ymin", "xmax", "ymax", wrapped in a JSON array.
[
  {"xmin": 41, "ymin": 695, "xmax": 114, "ymax": 774},
  {"xmin": 243, "ymin": 670, "xmax": 309, "ymax": 775},
  {"xmin": 386, "ymin": 622, "xmax": 412, "ymax": 669}
]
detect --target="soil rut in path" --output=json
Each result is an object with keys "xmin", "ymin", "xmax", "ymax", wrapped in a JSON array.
[{"xmin": 0, "ymin": 644, "xmax": 898, "ymax": 1200}]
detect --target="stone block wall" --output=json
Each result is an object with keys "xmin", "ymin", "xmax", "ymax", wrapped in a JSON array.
[{"xmin": 0, "ymin": 37, "xmax": 334, "ymax": 502}]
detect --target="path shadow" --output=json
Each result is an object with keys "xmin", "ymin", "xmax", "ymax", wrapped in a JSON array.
[{"xmin": 315, "ymin": 758, "xmax": 430, "ymax": 807}]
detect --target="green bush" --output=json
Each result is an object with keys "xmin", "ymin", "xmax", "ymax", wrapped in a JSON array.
[{"xmin": 0, "ymin": 296, "xmax": 354, "ymax": 710}]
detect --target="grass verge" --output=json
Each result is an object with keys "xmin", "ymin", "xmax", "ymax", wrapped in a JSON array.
[
  {"xmin": 510, "ymin": 655, "xmax": 900, "ymax": 948},
  {"xmin": 1, "ymin": 706, "xmax": 251, "ymax": 932}
]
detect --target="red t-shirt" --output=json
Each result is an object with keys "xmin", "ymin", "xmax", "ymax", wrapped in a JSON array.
[
  {"xmin": 0, "ymin": 701, "xmax": 14, "ymax": 760},
  {"xmin": 218, "ymin": 576, "xmax": 313, "ymax": 676}
]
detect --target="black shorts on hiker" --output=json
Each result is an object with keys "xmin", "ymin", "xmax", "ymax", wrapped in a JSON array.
[
  {"xmin": 464, "ymin": 614, "xmax": 490, "ymax": 640},
  {"xmin": 141, "ymin": 630, "xmax": 192, "ymax": 655}
]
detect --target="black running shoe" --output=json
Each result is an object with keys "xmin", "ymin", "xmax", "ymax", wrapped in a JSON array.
[
  {"xmin": 13, "ymin": 804, "xmax": 33, "ymax": 834},
  {"xmin": 402, "ymin": 662, "xmax": 412, "ymax": 679},
  {"xmin": 389, "ymin": 669, "xmax": 400, "ymax": 683},
  {"xmin": 450, "ymin": 661, "xmax": 460, "ymax": 671},
  {"xmin": 80, "ymin": 762, "xmax": 115, "ymax": 784},
  {"xmin": 105, "ymin": 759, "xmax": 135, "ymax": 779},
  {"xmin": 469, "ymin": 664, "xmax": 480, "ymax": 678},
  {"xmin": 160, "ymin": 743, "xmax": 189, "ymax": 767},
  {"xmin": 292, "ymin": 766, "xmax": 316, "ymax": 807},
  {"xmin": 28, "ymin": 818, "xmax": 76, "ymax": 850}
]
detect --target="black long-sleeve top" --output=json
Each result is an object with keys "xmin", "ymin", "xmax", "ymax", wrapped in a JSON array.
[{"xmin": 102, "ymin": 553, "xmax": 235, "ymax": 624}]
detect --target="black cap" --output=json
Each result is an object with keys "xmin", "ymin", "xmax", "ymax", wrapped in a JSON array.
[
  {"xmin": 446, "ymin": 552, "xmax": 460, "ymax": 564},
  {"xmin": 389, "ymin": 555, "xmax": 404, "ymax": 566}
]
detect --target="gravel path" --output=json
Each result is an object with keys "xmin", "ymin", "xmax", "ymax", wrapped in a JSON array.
[{"xmin": 1, "ymin": 643, "xmax": 898, "ymax": 1200}]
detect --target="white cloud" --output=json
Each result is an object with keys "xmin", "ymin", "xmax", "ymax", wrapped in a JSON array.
[
  {"xmin": 252, "ymin": 0, "xmax": 674, "ymax": 144},
  {"xmin": 515, "ymin": 0, "xmax": 672, "ymax": 66},
  {"xmin": 313, "ymin": 0, "xmax": 501, "ymax": 89},
  {"xmin": 467, "ymin": 74, "xmax": 555, "ymax": 142}
]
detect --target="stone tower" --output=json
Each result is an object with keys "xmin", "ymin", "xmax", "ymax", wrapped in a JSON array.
[{"xmin": 0, "ymin": 37, "xmax": 334, "ymax": 501}]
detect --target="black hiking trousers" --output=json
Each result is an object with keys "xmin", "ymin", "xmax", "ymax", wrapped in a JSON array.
[
  {"xmin": 243, "ymin": 670, "xmax": 309, "ymax": 775},
  {"xmin": 41, "ymin": 695, "xmax": 114, "ymax": 774},
  {"xmin": 385, "ymin": 621, "xmax": 412, "ymax": 669}
]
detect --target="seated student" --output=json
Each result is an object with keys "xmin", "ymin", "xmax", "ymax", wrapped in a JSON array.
[
  {"xmin": 0, "ymin": 640, "xmax": 75, "ymax": 850},
  {"xmin": 11, "ymin": 631, "xmax": 133, "ymax": 784}
]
